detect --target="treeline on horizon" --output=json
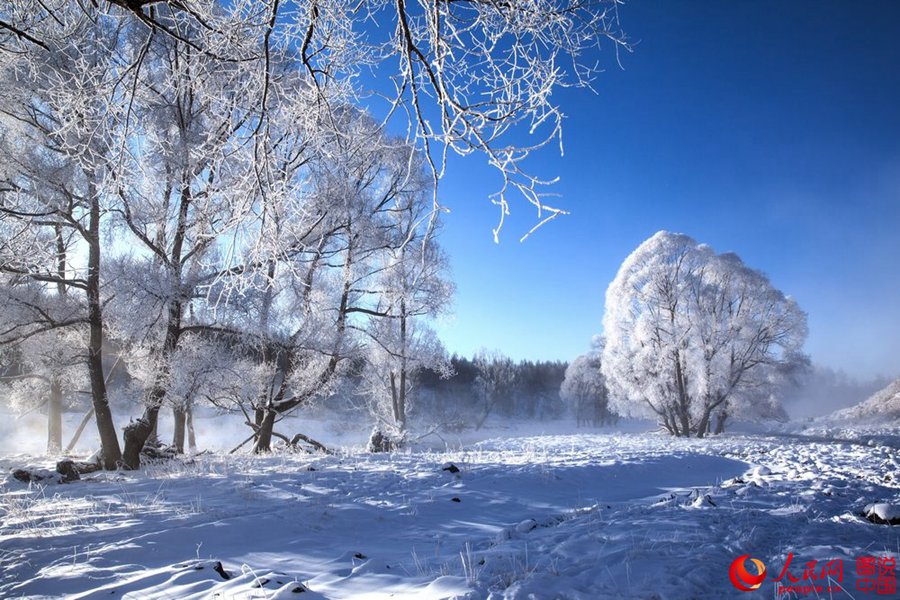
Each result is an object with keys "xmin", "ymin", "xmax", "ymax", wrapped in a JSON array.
[
  {"xmin": 3, "ymin": 342, "xmax": 887, "ymax": 453},
  {"xmin": 0, "ymin": 350, "xmax": 573, "ymax": 431}
]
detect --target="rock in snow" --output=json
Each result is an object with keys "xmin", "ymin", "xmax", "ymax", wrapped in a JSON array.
[
  {"xmin": 864, "ymin": 502, "xmax": 900, "ymax": 525},
  {"xmin": 515, "ymin": 518, "xmax": 538, "ymax": 533}
]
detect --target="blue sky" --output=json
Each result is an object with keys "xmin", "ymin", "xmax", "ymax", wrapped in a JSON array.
[{"xmin": 432, "ymin": 1, "xmax": 900, "ymax": 379}]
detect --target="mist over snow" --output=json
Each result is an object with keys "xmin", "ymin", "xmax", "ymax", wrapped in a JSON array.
[
  {"xmin": 780, "ymin": 367, "xmax": 893, "ymax": 421},
  {"xmin": 823, "ymin": 379, "xmax": 900, "ymax": 426}
]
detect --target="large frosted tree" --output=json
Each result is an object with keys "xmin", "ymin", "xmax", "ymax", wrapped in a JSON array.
[{"xmin": 601, "ymin": 231, "xmax": 808, "ymax": 437}]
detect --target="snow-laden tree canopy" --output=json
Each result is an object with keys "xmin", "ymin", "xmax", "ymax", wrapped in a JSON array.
[
  {"xmin": 601, "ymin": 231, "xmax": 808, "ymax": 437},
  {"xmin": 0, "ymin": 0, "xmax": 628, "ymax": 241}
]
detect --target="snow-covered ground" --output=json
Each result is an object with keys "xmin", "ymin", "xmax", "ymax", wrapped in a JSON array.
[{"xmin": 2, "ymin": 431, "xmax": 898, "ymax": 599}]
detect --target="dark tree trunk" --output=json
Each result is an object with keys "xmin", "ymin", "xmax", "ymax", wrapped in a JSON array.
[
  {"xmin": 397, "ymin": 306, "xmax": 408, "ymax": 435},
  {"xmin": 695, "ymin": 417, "xmax": 708, "ymax": 438},
  {"xmin": 254, "ymin": 409, "xmax": 277, "ymax": 453},
  {"xmin": 47, "ymin": 378, "xmax": 63, "ymax": 454},
  {"xmin": 695, "ymin": 405, "xmax": 713, "ymax": 438},
  {"xmin": 253, "ymin": 372, "xmax": 288, "ymax": 454},
  {"xmin": 172, "ymin": 405, "xmax": 186, "ymax": 453},
  {"xmin": 250, "ymin": 406, "xmax": 265, "ymax": 448},
  {"xmin": 122, "ymin": 364, "xmax": 173, "ymax": 468},
  {"xmin": 252, "ymin": 258, "xmax": 279, "ymax": 452},
  {"xmin": 673, "ymin": 353, "xmax": 692, "ymax": 437},
  {"xmin": 87, "ymin": 191, "xmax": 122, "ymax": 469},
  {"xmin": 389, "ymin": 371, "xmax": 406, "ymax": 434},
  {"xmin": 122, "ymin": 413, "xmax": 155, "ymax": 470},
  {"xmin": 390, "ymin": 372, "xmax": 398, "ymax": 420},
  {"xmin": 150, "ymin": 416, "xmax": 159, "ymax": 442}
]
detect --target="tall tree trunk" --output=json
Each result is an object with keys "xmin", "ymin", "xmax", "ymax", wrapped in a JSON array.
[
  {"xmin": 673, "ymin": 352, "xmax": 692, "ymax": 437},
  {"xmin": 390, "ymin": 371, "xmax": 400, "ymax": 427},
  {"xmin": 667, "ymin": 406, "xmax": 684, "ymax": 437},
  {"xmin": 714, "ymin": 409, "xmax": 727, "ymax": 435},
  {"xmin": 47, "ymin": 378, "xmax": 63, "ymax": 454},
  {"xmin": 397, "ymin": 307, "xmax": 407, "ymax": 435},
  {"xmin": 186, "ymin": 404, "xmax": 197, "ymax": 452},
  {"xmin": 254, "ymin": 370, "xmax": 288, "ymax": 454},
  {"xmin": 172, "ymin": 405, "xmax": 186, "ymax": 453},
  {"xmin": 148, "ymin": 416, "xmax": 159, "ymax": 445},
  {"xmin": 48, "ymin": 225, "xmax": 66, "ymax": 456},
  {"xmin": 87, "ymin": 190, "xmax": 122, "ymax": 469},
  {"xmin": 122, "ymin": 411, "xmax": 155, "ymax": 469},
  {"xmin": 252, "ymin": 259, "xmax": 278, "ymax": 450}
]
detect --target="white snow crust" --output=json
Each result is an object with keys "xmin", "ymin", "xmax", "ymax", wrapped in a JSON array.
[{"xmin": 2, "ymin": 431, "xmax": 898, "ymax": 599}]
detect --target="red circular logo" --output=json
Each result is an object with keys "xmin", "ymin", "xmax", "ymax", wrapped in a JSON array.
[{"xmin": 729, "ymin": 555, "xmax": 767, "ymax": 592}]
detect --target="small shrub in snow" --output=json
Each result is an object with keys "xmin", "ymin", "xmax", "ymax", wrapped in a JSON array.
[{"xmin": 367, "ymin": 429, "xmax": 403, "ymax": 453}]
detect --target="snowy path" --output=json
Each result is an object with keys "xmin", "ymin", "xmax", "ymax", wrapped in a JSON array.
[{"xmin": 1, "ymin": 433, "xmax": 897, "ymax": 599}]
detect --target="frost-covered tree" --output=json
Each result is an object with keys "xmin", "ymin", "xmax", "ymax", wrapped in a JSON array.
[
  {"xmin": 360, "ymin": 176, "xmax": 454, "ymax": 439},
  {"xmin": 104, "ymin": 19, "xmax": 268, "ymax": 467},
  {"xmin": 0, "ymin": 11, "xmax": 126, "ymax": 467},
  {"xmin": 365, "ymin": 167, "xmax": 450, "ymax": 407},
  {"xmin": 560, "ymin": 352, "xmax": 614, "ymax": 427},
  {"xmin": 602, "ymin": 232, "xmax": 808, "ymax": 437},
  {"xmin": 473, "ymin": 350, "xmax": 518, "ymax": 429},
  {"xmin": 231, "ymin": 113, "xmax": 447, "ymax": 453},
  {"xmin": 0, "ymin": 323, "xmax": 87, "ymax": 453}
]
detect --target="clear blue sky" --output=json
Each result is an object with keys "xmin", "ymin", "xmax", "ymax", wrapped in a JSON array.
[{"xmin": 432, "ymin": 0, "xmax": 900, "ymax": 380}]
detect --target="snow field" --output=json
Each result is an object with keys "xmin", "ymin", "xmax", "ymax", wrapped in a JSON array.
[{"xmin": 1, "ymin": 432, "xmax": 897, "ymax": 599}]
